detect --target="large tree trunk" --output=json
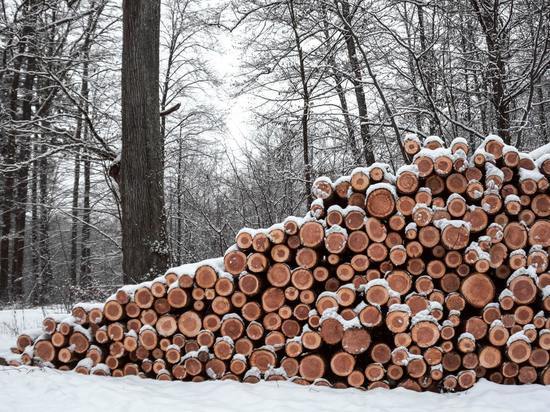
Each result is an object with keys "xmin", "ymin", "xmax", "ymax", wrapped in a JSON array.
[
  {"xmin": 9, "ymin": 0, "xmax": 38, "ymax": 300},
  {"xmin": 121, "ymin": 0, "xmax": 169, "ymax": 283},
  {"xmin": 0, "ymin": 136, "xmax": 15, "ymax": 300},
  {"xmin": 0, "ymin": 10, "xmax": 26, "ymax": 300}
]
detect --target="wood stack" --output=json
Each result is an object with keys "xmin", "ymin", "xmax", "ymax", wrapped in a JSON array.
[{"xmin": 5, "ymin": 135, "xmax": 550, "ymax": 392}]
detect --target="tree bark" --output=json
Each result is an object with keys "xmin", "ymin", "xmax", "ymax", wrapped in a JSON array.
[
  {"xmin": 36, "ymin": 143, "xmax": 52, "ymax": 305},
  {"xmin": 338, "ymin": 0, "xmax": 375, "ymax": 165},
  {"xmin": 70, "ymin": 146, "xmax": 82, "ymax": 287},
  {"xmin": 121, "ymin": 0, "xmax": 169, "ymax": 283},
  {"xmin": 321, "ymin": 4, "xmax": 360, "ymax": 164},
  {"xmin": 288, "ymin": 0, "xmax": 313, "ymax": 205},
  {"xmin": 416, "ymin": 5, "xmax": 438, "ymax": 134},
  {"xmin": 537, "ymin": 86, "xmax": 548, "ymax": 143},
  {"xmin": 469, "ymin": 0, "xmax": 511, "ymax": 143},
  {"xmin": 80, "ymin": 135, "xmax": 92, "ymax": 286},
  {"xmin": 72, "ymin": 24, "xmax": 92, "ymax": 287}
]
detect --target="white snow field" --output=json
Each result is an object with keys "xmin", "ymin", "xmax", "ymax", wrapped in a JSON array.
[{"xmin": 1, "ymin": 308, "xmax": 550, "ymax": 412}]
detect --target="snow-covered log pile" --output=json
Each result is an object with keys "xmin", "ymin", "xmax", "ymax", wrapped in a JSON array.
[{"xmin": 4, "ymin": 135, "xmax": 550, "ymax": 392}]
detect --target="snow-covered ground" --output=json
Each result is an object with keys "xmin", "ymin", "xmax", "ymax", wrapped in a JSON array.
[
  {"xmin": 0, "ymin": 306, "xmax": 66, "ymax": 353},
  {"xmin": 1, "ymin": 308, "xmax": 550, "ymax": 412}
]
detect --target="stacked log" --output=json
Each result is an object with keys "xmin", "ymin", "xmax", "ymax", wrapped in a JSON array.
[{"xmin": 5, "ymin": 135, "xmax": 550, "ymax": 392}]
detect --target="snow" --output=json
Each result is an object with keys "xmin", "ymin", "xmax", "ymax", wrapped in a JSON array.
[
  {"xmin": 139, "ymin": 324, "xmax": 155, "ymax": 333},
  {"xmin": 507, "ymin": 331, "xmax": 531, "ymax": 346},
  {"xmin": 333, "ymin": 175, "xmax": 351, "ymax": 185},
  {"xmin": 458, "ymin": 332, "xmax": 475, "ymax": 342},
  {"xmin": 319, "ymin": 308, "xmax": 361, "ymax": 330},
  {"xmin": 73, "ymin": 325, "xmax": 92, "ymax": 340},
  {"xmin": 232, "ymin": 353, "xmax": 247, "ymax": 362},
  {"xmin": 326, "ymin": 205, "xmax": 364, "ymax": 217},
  {"xmin": 402, "ymin": 133, "xmax": 420, "ymax": 143},
  {"xmin": 485, "ymin": 163, "xmax": 504, "ymax": 180},
  {"xmin": 312, "ymin": 176, "xmax": 333, "ymax": 198},
  {"xmin": 410, "ymin": 310, "xmax": 440, "ymax": 327},
  {"xmin": 427, "ymin": 301, "xmax": 443, "ymax": 312},
  {"xmin": 73, "ymin": 302, "xmax": 104, "ymax": 312},
  {"xmin": 216, "ymin": 336, "xmax": 234, "ymax": 346},
  {"xmin": 451, "ymin": 137, "xmax": 468, "ymax": 146},
  {"xmin": 365, "ymin": 182, "xmax": 397, "ymax": 199},
  {"xmin": 0, "ymin": 306, "xmax": 66, "ymax": 353},
  {"xmin": 472, "ymin": 146, "xmax": 495, "ymax": 162},
  {"xmin": 490, "ymin": 319, "xmax": 504, "ymax": 328},
  {"xmin": 351, "ymin": 163, "xmax": 395, "ymax": 183},
  {"xmin": 423, "ymin": 135, "xmax": 445, "ymax": 147},
  {"xmin": 503, "ymin": 144, "xmax": 519, "ymax": 155},
  {"xmin": 507, "ymin": 266, "xmax": 539, "ymax": 286},
  {"xmin": 465, "ymin": 242, "xmax": 490, "ymax": 260},
  {"xmin": 221, "ymin": 313, "xmax": 244, "ymax": 322},
  {"xmin": 483, "ymin": 134, "xmax": 505, "ymax": 146},
  {"xmin": 433, "ymin": 219, "xmax": 471, "ymax": 231},
  {"xmin": 505, "ymin": 194, "xmax": 520, "ymax": 204},
  {"xmin": 1, "ymin": 309, "xmax": 550, "ymax": 411},
  {"xmin": 357, "ymin": 278, "xmax": 390, "ymax": 293},
  {"xmin": 166, "ymin": 257, "xmax": 225, "ymax": 278},
  {"xmin": 519, "ymin": 167, "xmax": 544, "ymax": 182},
  {"xmin": 325, "ymin": 225, "xmax": 347, "ymax": 238},
  {"xmin": 396, "ymin": 164, "xmax": 419, "ymax": 176},
  {"xmin": 311, "ymin": 199, "xmax": 324, "ymax": 217},
  {"xmin": 316, "ymin": 291, "xmax": 338, "ymax": 301},
  {"xmin": 530, "ymin": 245, "xmax": 546, "ymax": 253},
  {"xmin": 535, "ymin": 153, "xmax": 550, "ymax": 168},
  {"xmin": 405, "ymin": 222, "xmax": 417, "ymax": 232},
  {"xmin": 499, "ymin": 289, "xmax": 514, "ymax": 300},
  {"xmin": 76, "ymin": 357, "xmax": 94, "ymax": 369},
  {"xmin": 530, "ymin": 142, "xmax": 550, "ymax": 160},
  {"xmin": 413, "ymin": 147, "xmax": 452, "ymax": 161},
  {"xmin": 447, "ymin": 193, "xmax": 465, "ymax": 203},
  {"xmin": 388, "ymin": 304, "xmax": 411, "ymax": 314}
]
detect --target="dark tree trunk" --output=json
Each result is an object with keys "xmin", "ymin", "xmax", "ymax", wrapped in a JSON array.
[
  {"xmin": 403, "ymin": 13, "xmax": 422, "ymax": 133},
  {"xmin": 37, "ymin": 144, "xmax": 51, "ymax": 305},
  {"xmin": 321, "ymin": 4, "xmax": 360, "ymax": 164},
  {"xmin": 339, "ymin": 0, "xmax": 375, "ymax": 165},
  {"xmin": 0, "ymin": 137, "xmax": 15, "ymax": 300},
  {"xmin": 10, "ymin": 0, "xmax": 39, "ymax": 300},
  {"xmin": 537, "ymin": 86, "xmax": 549, "ymax": 143},
  {"xmin": 29, "ymin": 143, "xmax": 39, "ymax": 303},
  {"xmin": 70, "ymin": 46, "xmax": 90, "ymax": 286},
  {"xmin": 80, "ymin": 136, "xmax": 92, "ymax": 286},
  {"xmin": 121, "ymin": 0, "xmax": 169, "ymax": 283},
  {"xmin": 0, "ymin": 10, "xmax": 26, "ymax": 300},
  {"xmin": 69, "ymin": 146, "xmax": 81, "ymax": 286},
  {"xmin": 470, "ymin": 0, "xmax": 511, "ymax": 143},
  {"xmin": 288, "ymin": 0, "xmax": 313, "ymax": 206},
  {"xmin": 416, "ymin": 5, "xmax": 438, "ymax": 135}
]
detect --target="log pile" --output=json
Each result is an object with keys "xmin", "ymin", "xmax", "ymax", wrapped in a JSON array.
[{"xmin": 4, "ymin": 135, "xmax": 550, "ymax": 392}]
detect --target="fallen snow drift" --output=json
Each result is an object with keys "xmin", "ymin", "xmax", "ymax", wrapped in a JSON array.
[{"xmin": 0, "ymin": 366, "xmax": 549, "ymax": 412}]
